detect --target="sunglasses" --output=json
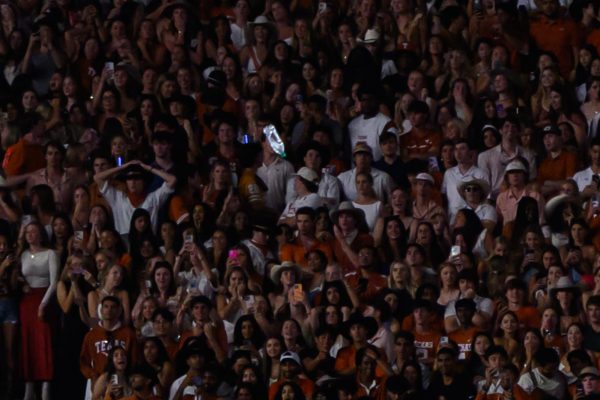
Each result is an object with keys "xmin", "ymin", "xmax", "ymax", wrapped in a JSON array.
[{"xmin": 464, "ymin": 186, "xmax": 481, "ymax": 192}]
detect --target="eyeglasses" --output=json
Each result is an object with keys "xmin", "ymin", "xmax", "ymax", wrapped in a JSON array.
[{"xmin": 464, "ymin": 186, "xmax": 481, "ymax": 192}]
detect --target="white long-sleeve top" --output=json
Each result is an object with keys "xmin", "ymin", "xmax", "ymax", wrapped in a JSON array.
[{"xmin": 21, "ymin": 249, "xmax": 59, "ymax": 306}]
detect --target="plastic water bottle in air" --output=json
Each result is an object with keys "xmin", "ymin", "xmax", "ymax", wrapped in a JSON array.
[{"xmin": 263, "ymin": 124, "xmax": 286, "ymax": 158}]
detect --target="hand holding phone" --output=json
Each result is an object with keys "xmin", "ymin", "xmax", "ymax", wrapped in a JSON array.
[{"xmin": 293, "ymin": 284, "xmax": 303, "ymax": 302}]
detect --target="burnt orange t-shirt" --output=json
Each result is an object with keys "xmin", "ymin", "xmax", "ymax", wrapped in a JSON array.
[
  {"xmin": 412, "ymin": 329, "xmax": 442, "ymax": 366},
  {"xmin": 537, "ymin": 150, "xmax": 577, "ymax": 184},
  {"xmin": 529, "ymin": 15, "xmax": 581, "ymax": 77},
  {"xmin": 2, "ymin": 138, "xmax": 45, "ymax": 176},
  {"xmin": 280, "ymin": 238, "xmax": 334, "ymax": 269},
  {"xmin": 334, "ymin": 345, "xmax": 388, "ymax": 377},
  {"xmin": 449, "ymin": 326, "xmax": 479, "ymax": 360},
  {"xmin": 401, "ymin": 129, "xmax": 442, "ymax": 160},
  {"xmin": 514, "ymin": 306, "xmax": 542, "ymax": 331}
]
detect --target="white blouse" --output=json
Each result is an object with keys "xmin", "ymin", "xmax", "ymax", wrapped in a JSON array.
[{"xmin": 21, "ymin": 249, "xmax": 59, "ymax": 306}]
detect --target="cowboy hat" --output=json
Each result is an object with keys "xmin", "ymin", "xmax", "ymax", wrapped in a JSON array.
[
  {"xmin": 270, "ymin": 261, "xmax": 302, "ymax": 284},
  {"xmin": 550, "ymin": 276, "xmax": 580, "ymax": 297},
  {"xmin": 458, "ymin": 178, "xmax": 491, "ymax": 200},
  {"xmin": 295, "ymin": 167, "xmax": 319, "ymax": 183},
  {"xmin": 358, "ymin": 29, "xmax": 380, "ymax": 44},
  {"xmin": 544, "ymin": 194, "xmax": 580, "ymax": 218},
  {"xmin": 249, "ymin": 15, "xmax": 273, "ymax": 26},
  {"xmin": 330, "ymin": 201, "xmax": 366, "ymax": 225}
]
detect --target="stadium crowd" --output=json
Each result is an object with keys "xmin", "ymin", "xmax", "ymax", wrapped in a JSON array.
[{"xmin": 4, "ymin": 0, "xmax": 600, "ymax": 399}]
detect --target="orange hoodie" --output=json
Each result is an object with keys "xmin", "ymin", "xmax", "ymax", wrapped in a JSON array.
[{"xmin": 80, "ymin": 323, "xmax": 138, "ymax": 380}]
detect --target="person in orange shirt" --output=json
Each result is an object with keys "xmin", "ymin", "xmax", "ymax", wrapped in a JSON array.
[
  {"xmin": 151, "ymin": 309, "xmax": 178, "ymax": 362},
  {"xmin": 537, "ymin": 125, "xmax": 578, "ymax": 197},
  {"xmin": 500, "ymin": 278, "xmax": 541, "ymax": 331},
  {"xmin": 529, "ymin": 0, "xmax": 581, "ymax": 78},
  {"xmin": 268, "ymin": 351, "xmax": 315, "ymax": 400},
  {"xmin": 476, "ymin": 364, "xmax": 544, "ymax": 400},
  {"xmin": 344, "ymin": 245, "xmax": 387, "ymax": 303},
  {"xmin": 449, "ymin": 298, "xmax": 479, "ymax": 361},
  {"xmin": 176, "ymin": 296, "xmax": 228, "ymax": 364},
  {"xmin": 351, "ymin": 345, "xmax": 390, "ymax": 400},
  {"xmin": 2, "ymin": 111, "xmax": 46, "ymax": 177},
  {"xmin": 410, "ymin": 299, "xmax": 442, "ymax": 368},
  {"xmin": 331, "ymin": 201, "xmax": 375, "ymax": 274},
  {"xmin": 280, "ymin": 207, "xmax": 333, "ymax": 270},
  {"xmin": 335, "ymin": 313, "xmax": 387, "ymax": 377},
  {"xmin": 80, "ymin": 296, "xmax": 137, "ymax": 395},
  {"xmin": 400, "ymin": 100, "xmax": 442, "ymax": 162}
]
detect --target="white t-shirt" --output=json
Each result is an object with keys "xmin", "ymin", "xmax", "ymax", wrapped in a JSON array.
[
  {"xmin": 517, "ymin": 368, "xmax": 566, "ymax": 399},
  {"xmin": 285, "ymin": 172, "xmax": 341, "ymax": 207},
  {"xmin": 338, "ymin": 168, "xmax": 395, "ymax": 202},
  {"xmin": 572, "ymin": 167, "xmax": 595, "ymax": 192},
  {"xmin": 230, "ymin": 22, "xmax": 246, "ymax": 51},
  {"xmin": 348, "ymin": 113, "xmax": 396, "ymax": 162},
  {"xmin": 257, "ymin": 157, "xmax": 295, "ymax": 213},
  {"xmin": 100, "ymin": 181, "xmax": 174, "ymax": 235},
  {"xmin": 241, "ymin": 239, "xmax": 274, "ymax": 276},
  {"xmin": 169, "ymin": 375, "xmax": 188, "ymax": 400},
  {"xmin": 445, "ymin": 295, "xmax": 493, "ymax": 319},
  {"xmin": 352, "ymin": 201, "xmax": 382, "ymax": 232},
  {"xmin": 280, "ymin": 193, "xmax": 325, "ymax": 220}
]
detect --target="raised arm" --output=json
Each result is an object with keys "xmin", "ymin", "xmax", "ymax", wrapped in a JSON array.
[{"xmin": 139, "ymin": 162, "xmax": 177, "ymax": 189}]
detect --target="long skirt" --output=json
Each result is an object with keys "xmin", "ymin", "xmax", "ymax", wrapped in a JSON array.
[{"xmin": 19, "ymin": 287, "xmax": 53, "ymax": 381}]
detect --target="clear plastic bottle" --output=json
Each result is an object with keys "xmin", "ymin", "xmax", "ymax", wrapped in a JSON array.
[{"xmin": 263, "ymin": 124, "xmax": 286, "ymax": 158}]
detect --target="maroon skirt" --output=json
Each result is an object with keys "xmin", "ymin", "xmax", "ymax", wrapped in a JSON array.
[{"xmin": 19, "ymin": 287, "xmax": 54, "ymax": 381}]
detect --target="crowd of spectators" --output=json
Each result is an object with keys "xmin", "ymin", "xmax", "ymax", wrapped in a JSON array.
[{"xmin": 5, "ymin": 0, "xmax": 600, "ymax": 399}]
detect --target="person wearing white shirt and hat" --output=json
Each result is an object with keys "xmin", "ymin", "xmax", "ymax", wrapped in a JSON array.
[
  {"xmin": 337, "ymin": 142, "xmax": 395, "ymax": 202},
  {"xmin": 279, "ymin": 167, "xmax": 325, "ymax": 226},
  {"xmin": 347, "ymin": 85, "xmax": 397, "ymax": 164},
  {"xmin": 442, "ymin": 138, "xmax": 488, "ymax": 222},
  {"xmin": 457, "ymin": 178, "xmax": 497, "ymax": 231}
]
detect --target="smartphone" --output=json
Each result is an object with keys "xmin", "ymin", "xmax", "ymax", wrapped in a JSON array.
[
  {"xmin": 105, "ymin": 61, "xmax": 114, "ymax": 74},
  {"xmin": 318, "ymin": 2, "xmax": 327, "ymax": 13},
  {"xmin": 75, "ymin": 230, "xmax": 84, "ymax": 241},
  {"xmin": 72, "ymin": 266, "xmax": 83, "ymax": 275},
  {"xmin": 116, "ymin": 156, "xmax": 123, "ymax": 167},
  {"xmin": 184, "ymin": 233, "xmax": 194, "ymax": 244},
  {"xmin": 293, "ymin": 284, "xmax": 303, "ymax": 302},
  {"xmin": 111, "ymin": 374, "xmax": 119, "ymax": 385},
  {"xmin": 450, "ymin": 245, "xmax": 461, "ymax": 257},
  {"xmin": 228, "ymin": 249, "xmax": 238, "ymax": 259},
  {"xmin": 145, "ymin": 280, "xmax": 152, "ymax": 289}
]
